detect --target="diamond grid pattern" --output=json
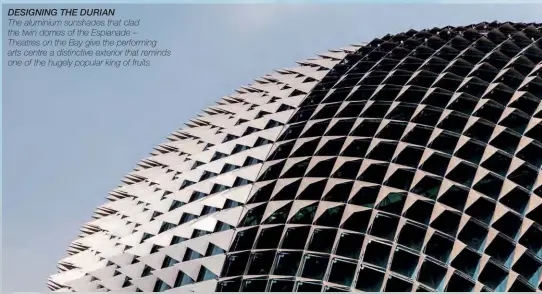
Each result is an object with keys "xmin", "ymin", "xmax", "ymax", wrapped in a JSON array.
[{"xmin": 49, "ymin": 22, "xmax": 542, "ymax": 292}]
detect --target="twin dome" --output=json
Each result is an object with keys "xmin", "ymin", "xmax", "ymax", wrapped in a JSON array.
[{"xmin": 49, "ymin": 22, "xmax": 542, "ymax": 292}]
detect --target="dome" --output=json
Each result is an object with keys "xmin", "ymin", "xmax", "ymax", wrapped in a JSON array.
[{"xmin": 49, "ymin": 21, "xmax": 542, "ymax": 292}]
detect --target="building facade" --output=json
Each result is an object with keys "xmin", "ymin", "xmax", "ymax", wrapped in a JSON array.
[{"xmin": 49, "ymin": 21, "xmax": 542, "ymax": 292}]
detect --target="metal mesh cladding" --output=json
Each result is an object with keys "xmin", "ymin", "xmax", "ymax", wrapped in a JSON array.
[{"xmin": 49, "ymin": 21, "xmax": 542, "ymax": 292}]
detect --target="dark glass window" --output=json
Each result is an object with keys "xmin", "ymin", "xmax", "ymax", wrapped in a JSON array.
[
  {"xmin": 300, "ymin": 254, "xmax": 329, "ymax": 280},
  {"xmin": 174, "ymin": 272, "xmax": 194, "ymax": 287},
  {"xmin": 161, "ymin": 256, "xmax": 179, "ymax": 268},
  {"xmin": 328, "ymin": 259, "xmax": 357, "ymax": 287},
  {"xmin": 273, "ymin": 251, "xmax": 302, "ymax": 276},
  {"xmin": 247, "ymin": 250, "xmax": 276, "ymax": 275},
  {"xmin": 153, "ymin": 279, "xmax": 171, "ymax": 292}
]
